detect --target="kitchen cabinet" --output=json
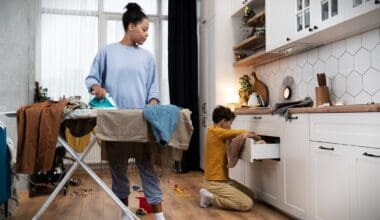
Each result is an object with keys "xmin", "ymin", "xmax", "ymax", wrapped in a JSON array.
[
  {"xmin": 309, "ymin": 113, "xmax": 380, "ymax": 220},
  {"xmin": 345, "ymin": 0, "xmax": 380, "ymax": 20},
  {"xmin": 266, "ymin": 0, "xmax": 380, "ymax": 54},
  {"xmin": 352, "ymin": 147, "xmax": 380, "ymax": 220},
  {"xmin": 265, "ymin": 0, "xmax": 295, "ymax": 52},
  {"xmin": 230, "ymin": 114, "xmax": 283, "ymax": 207},
  {"xmin": 310, "ymin": 141, "xmax": 352, "ymax": 220},
  {"xmin": 229, "ymin": 159, "xmax": 245, "ymax": 184},
  {"xmin": 281, "ymin": 114, "xmax": 310, "ymax": 219},
  {"xmin": 199, "ymin": 1, "xmax": 234, "ymax": 169}
]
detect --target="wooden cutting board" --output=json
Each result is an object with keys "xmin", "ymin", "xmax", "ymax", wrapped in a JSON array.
[{"xmin": 251, "ymin": 72, "xmax": 269, "ymax": 106}]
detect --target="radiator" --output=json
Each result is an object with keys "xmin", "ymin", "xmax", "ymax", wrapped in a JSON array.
[{"xmin": 83, "ymin": 142, "xmax": 102, "ymax": 164}]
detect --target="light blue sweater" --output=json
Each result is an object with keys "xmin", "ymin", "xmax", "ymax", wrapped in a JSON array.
[{"xmin": 85, "ymin": 43, "xmax": 160, "ymax": 109}]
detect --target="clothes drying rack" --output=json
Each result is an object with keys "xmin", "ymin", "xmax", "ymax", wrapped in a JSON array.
[{"xmin": 0, "ymin": 111, "xmax": 139, "ymax": 220}]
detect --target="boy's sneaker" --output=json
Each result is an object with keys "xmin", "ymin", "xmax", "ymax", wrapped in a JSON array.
[{"xmin": 199, "ymin": 188, "xmax": 213, "ymax": 208}]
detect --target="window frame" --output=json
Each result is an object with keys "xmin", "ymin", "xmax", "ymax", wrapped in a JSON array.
[{"xmin": 36, "ymin": 0, "xmax": 168, "ymax": 100}]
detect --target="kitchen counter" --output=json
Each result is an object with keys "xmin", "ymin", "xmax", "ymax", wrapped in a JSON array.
[
  {"xmin": 288, "ymin": 103, "xmax": 380, "ymax": 114},
  {"xmin": 235, "ymin": 103, "xmax": 380, "ymax": 115},
  {"xmin": 234, "ymin": 107, "xmax": 273, "ymax": 115}
]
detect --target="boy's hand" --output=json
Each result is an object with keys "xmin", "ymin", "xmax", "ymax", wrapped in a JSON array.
[{"xmin": 245, "ymin": 132, "xmax": 262, "ymax": 141}]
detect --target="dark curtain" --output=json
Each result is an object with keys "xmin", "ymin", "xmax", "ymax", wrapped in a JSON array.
[{"xmin": 168, "ymin": 0, "xmax": 200, "ymax": 172}]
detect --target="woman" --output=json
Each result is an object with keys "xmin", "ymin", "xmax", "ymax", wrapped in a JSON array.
[{"xmin": 85, "ymin": 3, "xmax": 164, "ymax": 220}]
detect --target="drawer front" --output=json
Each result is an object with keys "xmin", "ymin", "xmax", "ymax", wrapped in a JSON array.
[
  {"xmin": 242, "ymin": 138, "xmax": 280, "ymax": 162},
  {"xmin": 310, "ymin": 113, "xmax": 380, "ymax": 149},
  {"xmin": 233, "ymin": 115, "xmax": 282, "ymax": 137}
]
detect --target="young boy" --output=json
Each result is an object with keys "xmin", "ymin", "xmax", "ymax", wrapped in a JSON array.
[{"xmin": 200, "ymin": 105, "xmax": 260, "ymax": 211}]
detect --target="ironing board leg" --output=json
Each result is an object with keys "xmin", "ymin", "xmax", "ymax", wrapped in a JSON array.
[
  {"xmin": 32, "ymin": 136, "xmax": 97, "ymax": 220},
  {"xmin": 57, "ymin": 137, "xmax": 139, "ymax": 220},
  {"xmin": 58, "ymin": 137, "xmax": 140, "ymax": 219}
]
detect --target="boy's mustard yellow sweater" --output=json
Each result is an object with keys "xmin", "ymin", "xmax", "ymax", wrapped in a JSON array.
[{"xmin": 204, "ymin": 126, "xmax": 247, "ymax": 181}]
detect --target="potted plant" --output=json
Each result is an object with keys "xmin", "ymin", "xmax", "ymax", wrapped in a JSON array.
[{"xmin": 239, "ymin": 74, "xmax": 253, "ymax": 105}]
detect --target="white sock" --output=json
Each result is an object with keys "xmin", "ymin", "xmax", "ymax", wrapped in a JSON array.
[
  {"xmin": 200, "ymin": 188, "xmax": 214, "ymax": 199},
  {"xmin": 199, "ymin": 188, "xmax": 214, "ymax": 208},
  {"xmin": 154, "ymin": 212, "xmax": 166, "ymax": 220}
]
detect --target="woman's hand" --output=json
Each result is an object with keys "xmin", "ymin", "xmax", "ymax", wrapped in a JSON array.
[
  {"xmin": 91, "ymin": 84, "xmax": 106, "ymax": 99},
  {"xmin": 148, "ymin": 98, "xmax": 159, "ymax": 105}
]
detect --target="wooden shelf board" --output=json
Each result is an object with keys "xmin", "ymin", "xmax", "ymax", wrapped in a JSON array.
[
  {"xmin": 233, "ymin": 35, "xmax": 265, "ymax": 50},
  {"xmin": 246, "ymin": 10, "xmax": 265, "ymax": 27},
  {"xmin": 233, "ymin": 49, "xmax": 284, "ymax": 67}
]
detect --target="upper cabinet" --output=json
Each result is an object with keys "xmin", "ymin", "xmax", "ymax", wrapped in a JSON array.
[{"xmin": 266, "ymin": 0, "xmax": 380, "ymax": 54}]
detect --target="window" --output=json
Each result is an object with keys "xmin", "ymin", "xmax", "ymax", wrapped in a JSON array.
[
  {"xmin": 38, "ymin": 0, "xmax": 169, "ymax": 104},
  {"xmin": 296, "ymin": 0, "xmax": 310, "ymax": 32}
]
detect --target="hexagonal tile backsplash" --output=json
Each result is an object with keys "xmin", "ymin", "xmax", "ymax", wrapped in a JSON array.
[{"xmin": 255, "ymin": 28, "xmax": 380, "ymax": 107}]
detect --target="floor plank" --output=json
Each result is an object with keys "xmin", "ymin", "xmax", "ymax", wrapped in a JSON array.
[{"xmin": 9, "ymin": 170, "xmax": 291, "ymax": 220}]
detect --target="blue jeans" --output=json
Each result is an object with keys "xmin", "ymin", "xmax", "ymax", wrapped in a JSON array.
[{"xmin": 108, "ymin": 150, "xmax": 163, "ymax": 205}]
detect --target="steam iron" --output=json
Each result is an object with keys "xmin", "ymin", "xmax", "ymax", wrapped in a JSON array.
[{"xmin": 89, "ymin": 94, "xmax": 117, "ymax": 109}]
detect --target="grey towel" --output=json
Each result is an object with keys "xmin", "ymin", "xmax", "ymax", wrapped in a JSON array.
[{"xmin": 273, "ymin": 97, "xmax": 313, "ymax": 120}]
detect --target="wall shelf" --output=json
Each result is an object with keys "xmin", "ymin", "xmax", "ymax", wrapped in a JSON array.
[
  {"xmin": 246, "ymin": 10, "xmax": 265, "ymax": 27},
  {"xmin": 233, "ymin": 35, "xmax": 265, "ymax": 50},
  {"xmin": 233, "ymin": 49, "xmax": 283, "ymax": 67}
]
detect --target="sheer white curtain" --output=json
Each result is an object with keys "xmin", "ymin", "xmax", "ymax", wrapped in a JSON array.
[
  {"xmin": 40, "ymin": 0, "xmax": 98, "ymax": 101},
  {"xmin": 40, "ymin": 14, "xmax": 97, "ymax": 101},
  {"xmin": 39, "ymin": 0, "xmax": 169, "ymax": 104}
]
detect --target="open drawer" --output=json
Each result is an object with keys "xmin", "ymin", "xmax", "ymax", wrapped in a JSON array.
[{"xmin": 241, "ymin": 135, "xmax": 280, "ymax": 162}]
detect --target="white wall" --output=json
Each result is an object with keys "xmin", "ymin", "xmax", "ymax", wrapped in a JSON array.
[
  {"xmin": 0, "ymin": 0, "xmax": 36, "ymax": 141},
  {"xmin": 253, "ymin": 28, "xmax": 380, "ymax": 107}
]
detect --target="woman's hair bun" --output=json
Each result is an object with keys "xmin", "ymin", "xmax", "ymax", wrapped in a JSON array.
[{"xmin": 125, "ymin": 3, "xmax": 142, "ymax": 12}]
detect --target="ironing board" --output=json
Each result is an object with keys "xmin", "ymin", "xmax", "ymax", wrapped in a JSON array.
[
  {"xmin": 4, "ymin": 107, "xmax": 193, "ymax": 220},
  {"xmin": 1, "ymin": 111, "xmax": 139, "ymax": 220}
]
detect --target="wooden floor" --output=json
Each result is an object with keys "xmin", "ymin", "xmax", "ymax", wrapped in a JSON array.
[{"xmin": 9, "ymin": 169, "xmax": 291, "ymax": 220}]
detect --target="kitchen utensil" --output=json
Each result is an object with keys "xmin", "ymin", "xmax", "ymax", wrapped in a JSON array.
[
  {"xmin": 317, "ymin": 73, "xmax": 327, "ymax": 87},
  {"xmin": 251, "ymin": 72, "xmax": 269, "ymax": 106},
  {"xmin": 247, "ymin": 92, "xmax": 260, "ymax": 107},
  {"xmin": 315, "ymin": 86, "xmax": 331, "ymax": 107}
]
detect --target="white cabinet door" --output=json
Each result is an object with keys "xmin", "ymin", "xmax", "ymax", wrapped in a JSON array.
[
  {"xmin": 265, "ymin": 0, "xmax": 295, "ymax": 52},
  {"xmin": 259, "ymin": 159, "xmax": 282, "ymax": 206},
  {"xmin": 229, "ymin": 159, "xmax": 245, "ymax": 184},
  {"xmin": 352, "ymin": 147, "xmax": 380, "ymax": 220},
  {"xmin": 310, "ymin": 141, "xmax": 353, "ymax": 220},
  {"xmin": 243, "ymin": 160, "xmax": 262, "ymax": 193},
  {"xmin": 282, "ymin": 114, "xmax": 310, "ymax": 219},
  {"xmin": 199, "ymin": 17, "xmax": 215, "ymax": 169},
  {"xmin": 344, "ymin": 0, "xmax": 380, "ymax": 20}
]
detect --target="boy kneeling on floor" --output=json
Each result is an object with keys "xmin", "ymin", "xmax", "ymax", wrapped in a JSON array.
[{"xmin": 200, "ymin": 105, "xmax": 261, "ymax": 211}]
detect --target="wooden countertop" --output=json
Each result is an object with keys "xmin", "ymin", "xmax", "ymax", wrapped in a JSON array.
[
  {"xmin": 288, "ymin": 103, "xmax": 380, "ymax": 114},
  {"xmin": 234, "ymin": 107, "xmax": 273, "ymax": 115},
  {"xmin": 235, "ymin": 104, "xmax": 380, "ymax": 115}
]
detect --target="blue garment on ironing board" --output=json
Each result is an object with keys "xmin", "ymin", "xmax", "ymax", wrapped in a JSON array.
[
  {"xmin": 0, "ymin": 126, "xmax": 10, "ymax": 204},
  {"xmin": 143, "ymin": 105, "xmax": 180, "ymax": 146}
]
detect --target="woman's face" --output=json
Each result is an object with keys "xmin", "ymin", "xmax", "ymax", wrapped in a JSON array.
[{"xmin": 128, "ymin": 18, "xmax": 149, "ymax": 45}]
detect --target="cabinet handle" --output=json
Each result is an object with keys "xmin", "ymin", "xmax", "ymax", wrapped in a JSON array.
[
  {"xmin": 363, "ymin": 152, "xmax": 380, "ymax": 158},
  {"xmin": 319, "ymin": 146, "xmax": 334, "ymax": 151},
  {"xmin": 286, "ymin": 37, "xmax": 291, "ymax": 42},
  {"xmin": 313, "ymin": 25, "xmax": 318, "ymax": 30},
  {"xmin": 202, "ymin": 102, "xmax": 207, "ymax": 113},
  {"xmin": 253, "ymin": 116, "xmax": 262, "ymax": 120},
  {"xmin": 288, "ymin": 116, "xmax": 298, "ymax": 120}
]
